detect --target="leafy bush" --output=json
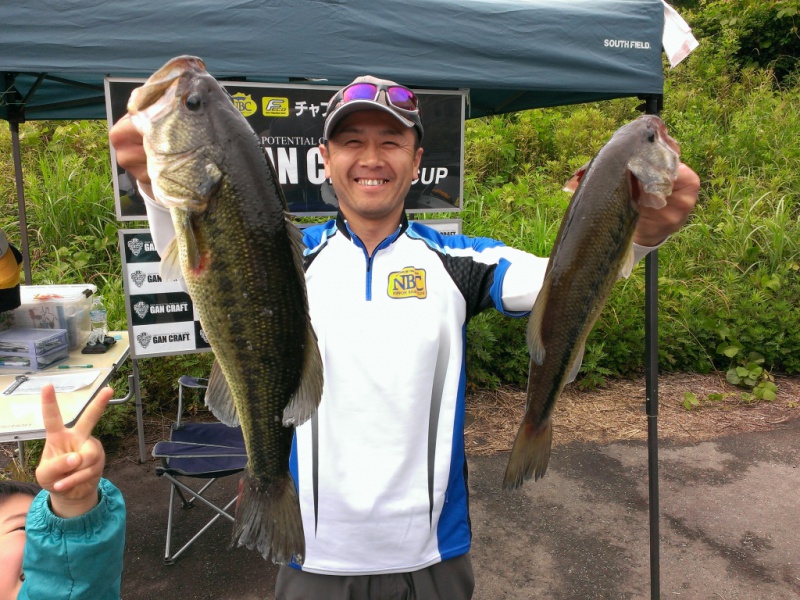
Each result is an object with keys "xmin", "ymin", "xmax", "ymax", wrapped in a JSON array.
[{"xmin": 690, "ymin": 0, "xmax": 800, "ymax": 84}]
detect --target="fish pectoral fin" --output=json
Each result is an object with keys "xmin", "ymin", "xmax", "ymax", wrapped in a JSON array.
[
  {"xmin": 204, "ymin": 359, "xmax": 240, "ymax": 427},
  {"xmin": 160, "ymin": 210, "xmax": 202, "ymax": 278},
  {"xmin": 159, "ymin": 238, "xmax": 184, "ymax": 282},
  {"xmin": 526, "ymin": 280, "xmax": 550, "ymax": 365},
  {"xmin": 282, "ymin": 323, "xmax": 323, "ymax": 427},
  {"xmin": 565, "ymin": 342, "xmax": 585, "ymax": 384},
  {"xmin": 177, "ymin": 211, "xmax": 204, "ymax": 272},
  {"xmin": 617, "ymin": 242, "xmax": 637, "ymax": 280},
  {"xmin": 562, "ymin": 162, "xmax": 590, "ymax": 193}
]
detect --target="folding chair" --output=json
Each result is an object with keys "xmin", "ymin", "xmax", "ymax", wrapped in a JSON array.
[{"xmin": 151, "ymin": 375, "xmax": 247, "ymax": 565}]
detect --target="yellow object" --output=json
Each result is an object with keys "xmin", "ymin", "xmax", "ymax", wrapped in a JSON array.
[{"xmin": 0, "ymin": 249, "xmax": 20, "ymax": 289}]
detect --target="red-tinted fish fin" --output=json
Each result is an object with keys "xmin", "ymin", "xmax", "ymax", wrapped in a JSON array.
[
  {"xmin": 563, "ymin": 162, "xmax": 589, "ymax": 193},
  {"xmin": 502, "ymin": 416, "xmax": 553, "ymax": 490}
]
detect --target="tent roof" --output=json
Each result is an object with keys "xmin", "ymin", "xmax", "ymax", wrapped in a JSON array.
[{"xmin": 1, "ymin": 0, "xmax": 666, "ymax": 122}]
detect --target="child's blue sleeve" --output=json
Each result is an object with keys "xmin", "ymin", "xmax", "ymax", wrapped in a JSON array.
[{"xmin": 19, "ymin": 478, "xmax": 126, "ymax": 600}]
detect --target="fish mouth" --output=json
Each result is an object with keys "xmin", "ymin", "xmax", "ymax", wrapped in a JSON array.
[
  {"xmin": 650, "ymin": 117, "xmax": 681, "ymax": 158},
  {"xmin": 127, "ymin": 56, "xmax": 208, "ymax": 151},
  {"xmin": 128, "ymin": 56, "xmax": 206, "ymax": 113}
]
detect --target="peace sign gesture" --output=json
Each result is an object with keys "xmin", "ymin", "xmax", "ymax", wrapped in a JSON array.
[{"xmin": 35, "ymin": 384, "xmax": 114, "ymax": 518}]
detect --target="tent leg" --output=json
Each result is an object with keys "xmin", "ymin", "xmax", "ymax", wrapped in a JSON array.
[
  {"xmin": 643, "ymin": 92, "xmax": 662, "ymax": 600},
  {"xmin": 645, "ymin": 250, "xmax": 660, "ymax": 600},
  {"xmin": 9, "ymin": 120, "xmax": 32, "ymax": 285}
]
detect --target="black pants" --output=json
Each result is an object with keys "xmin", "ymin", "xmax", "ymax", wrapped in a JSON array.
[{"xmin": 275, "ymin": 554, "xmax": 475, "ymax": 600}]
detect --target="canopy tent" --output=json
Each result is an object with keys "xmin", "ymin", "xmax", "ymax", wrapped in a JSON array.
[
  {"xmin": 1, "ymin": 0, "xmax": 666, "ymax": 122},
  {"xmin": 1, "ymin": 1, "xmax": 675, "ymax": 597}
]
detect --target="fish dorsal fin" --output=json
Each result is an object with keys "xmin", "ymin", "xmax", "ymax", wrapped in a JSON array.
[
  {"xmin": 204, "ymin": 359, "xmax": 240, "ymax": 427},
  {"xmin": 526, "ymin": 278, "xmax": 550, "ymax": 366},
  {"xmin": 283, "ymin": 323, "xmax": 323, "ymax": 427}
]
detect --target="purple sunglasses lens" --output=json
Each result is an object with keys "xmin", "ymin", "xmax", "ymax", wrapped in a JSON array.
[
  {"xmin": 339, "ymin": 83, "xmax": 418, "ymax": 112},
  {"xmin": 387, "ymin": 86, "xmax": 417, "ymax": 111},
  {"xmin": 341, "ymin": 83, "xmax": 380, "ymax": 102}
]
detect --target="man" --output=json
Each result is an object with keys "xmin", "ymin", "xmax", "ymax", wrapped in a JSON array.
[
  {"xmin": 110, "ymin": 75, "xmax": 699, "ymax": 599},
  {"xmin": 0, "ymin": 385, "xmax": 125, "ymax": 600}
]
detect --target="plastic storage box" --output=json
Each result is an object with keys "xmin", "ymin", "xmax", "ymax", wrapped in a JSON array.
[
  {"xmin": 10, "ymin": 284, "xmax": 97, "ymax": 349},
  {"xmin": 0, "ymin": 328, "xmax": 69, "ymax": 370}
]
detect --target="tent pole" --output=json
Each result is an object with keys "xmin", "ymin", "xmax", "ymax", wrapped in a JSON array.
[
  {"xmin": 644, "ymin": 94, "xmax": 662, "ymax": 600},
  {"xmin": 9, "ymin": 119, "xmax": 32, "ymax": 284}
]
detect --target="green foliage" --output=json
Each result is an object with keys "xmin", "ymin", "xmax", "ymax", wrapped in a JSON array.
[
  {"xmin": 690, "ymin": 0, "xmax": 800, "ymax": 83},
  {"xmin": 1, "ymin": 1, "xmax": 799, "ymax": 424},
  {"xmin": 461, "ymin": 7, "xmax": 800, "ymax": 395}
]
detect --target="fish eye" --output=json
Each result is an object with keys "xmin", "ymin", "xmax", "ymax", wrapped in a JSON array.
[{"xmin": 185, "ymin": 93, "xmax": 203, "ymax": 112}]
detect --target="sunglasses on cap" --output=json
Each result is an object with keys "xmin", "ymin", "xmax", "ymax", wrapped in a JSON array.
[{"xmin": 330, "ymin": 82, "xmax": 419, "ymax": 114}]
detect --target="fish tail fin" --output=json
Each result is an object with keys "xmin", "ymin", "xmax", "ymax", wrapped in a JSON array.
[
  {"xmin": 502, "ymin": 416, "xmax": 553, "ymax": 490},
  {"xmin": 233, "ymin": 471, "xmax": 305, "ymax": 565}
]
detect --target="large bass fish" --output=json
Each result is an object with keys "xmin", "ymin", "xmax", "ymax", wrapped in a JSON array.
[
  {"xmin": 503, "ymin": 115, "xmax": 680, "ymax": 490},
  {"xmin": 128, "ymin": 56, "xmax": 323, "ymax": 563}
]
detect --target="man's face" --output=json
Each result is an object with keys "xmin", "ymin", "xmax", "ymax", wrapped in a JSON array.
[
  {"xmin": 321, "ymin": 110, "xmax": 423, "ymax": 224},
  {"xmin": 0, "ymin": 494, "xmax": 33, "ymax": 600}
]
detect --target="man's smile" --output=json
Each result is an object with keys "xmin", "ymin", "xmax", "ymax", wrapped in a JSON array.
[{"xmin": 356, "ymin": 178, "xmax": 388, "ymax": 186}]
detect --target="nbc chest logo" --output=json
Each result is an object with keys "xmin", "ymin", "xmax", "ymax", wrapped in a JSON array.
[{"xmin": 388, "ymin": 267, "xmax": 426, "ymax": 299}]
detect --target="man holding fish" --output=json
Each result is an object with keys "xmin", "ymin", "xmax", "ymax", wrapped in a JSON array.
[{"xmin": 110, "ymin": 62, "xmax": 699, "ymax": 600}]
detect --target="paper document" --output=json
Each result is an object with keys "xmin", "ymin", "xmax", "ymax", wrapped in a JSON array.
[
  {"xmin": 662, "ymin": 1, "xmax": 700, "ymax": 68},
  {"xmin": 3, "ymin": 371, "xmax": 102, "ymax": 395}
]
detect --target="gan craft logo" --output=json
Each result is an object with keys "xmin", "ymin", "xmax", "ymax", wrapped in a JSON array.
[
  {"xmin": 262, "ymin": 97, "xmax": 290, "ymax": 117},
  {"xmin": 127, "ymin": 237, "xmax": 144, "ymax": 256},
  {"xmin": 133, "ymin": 301, "xmax": 149, "ymax": 319},
  {"xmin": 231, "ymin": 92, "xmax": 258, "ymax": 117},
  {"xmin": 130, "ymin": 270, "xmax": 146, "ymax": 288},
  {"xmin": 136, "ymin": 332, "xmax": 152, "ymax": 349},
  {"xmin": 387, "ymin": 267, "xmax": 426, "ymax": 299}
]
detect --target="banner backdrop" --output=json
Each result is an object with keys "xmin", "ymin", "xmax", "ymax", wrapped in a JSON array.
[
  {"xmin": 106, "ymin": 79, "xmax": 466, "ymax": 221},
  {"xmin": 119, "ymin": 219, "xmax": 460, "ymax": 358},
  {"xmin": 119, "ymin": 229, "xmax": 207, "ymax": 358}
]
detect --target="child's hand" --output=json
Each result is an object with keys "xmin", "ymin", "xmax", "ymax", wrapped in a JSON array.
[{"xmin": 35, "ymin": 384, "xmax": 114, "ymax": 518}]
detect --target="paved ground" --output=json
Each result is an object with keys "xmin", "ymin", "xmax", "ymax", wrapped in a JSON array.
[{"xmin": 107, "ymin": 415, "xmax": 800, "ymax": 599}]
